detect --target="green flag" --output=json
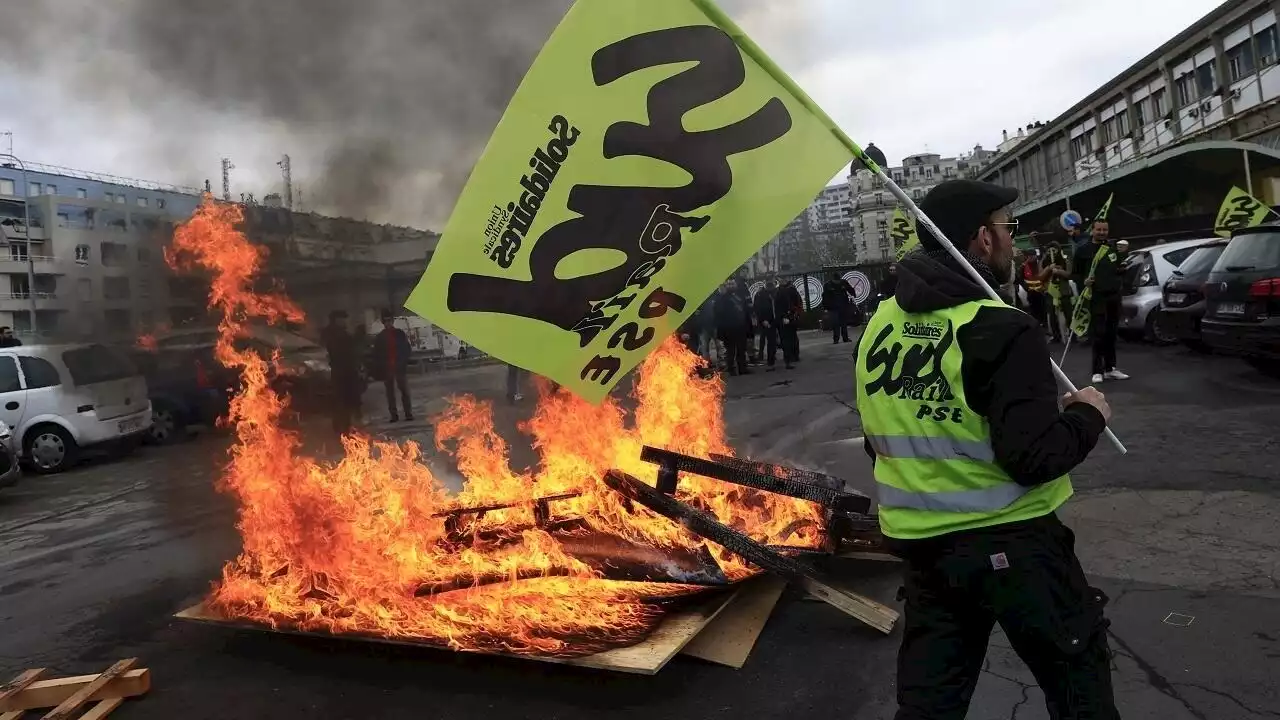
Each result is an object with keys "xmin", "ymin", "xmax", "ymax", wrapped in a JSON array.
[
  {"xmin": 1214, "ymin": 186, "xmax": 1273, "ymax": 237},
  {"xmin": 890, "ymin": 207, "xmax": 919, "ymax": 261},
  {"xmin": 404, "ymin": 0, "xmax": 852, "ymax": 401}
]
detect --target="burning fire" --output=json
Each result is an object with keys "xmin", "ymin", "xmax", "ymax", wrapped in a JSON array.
[{"xmin": 168, "ymin": 196, "xmax": 825, "ymax": 656}]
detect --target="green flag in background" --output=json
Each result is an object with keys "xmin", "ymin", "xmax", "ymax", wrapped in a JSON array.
[
  {"xmin": 404, "ymin": 0, "xmax": 852, "ymax": 402},
  {"xmin": 1214, "ymin": 186, "xmax": 1273, "ymax": 237},
  {"xmin": 890, "ymin": 207, "xmax": 919, "ymax": 261},
  {"xmin": 1093, "ymin": 193, "xmax": 1114, "ymax": 223}
]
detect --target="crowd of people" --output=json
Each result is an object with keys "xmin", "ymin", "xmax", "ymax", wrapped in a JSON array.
[
  {"xmin": 321, "ymin": 309, "xmax": 415, "ymax": 434},
  {"xmin": 1011, "ymin": 216, "xmax": 1131, "ymax": 384},
  {"xmin": 677, "ymin": 273, "xmax": 866, "ymax": 376}
]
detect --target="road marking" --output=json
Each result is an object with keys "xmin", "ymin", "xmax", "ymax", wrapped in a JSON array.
[{"xmin": 759, "ymin": 404, "xmax": 850, "ymax": 460}]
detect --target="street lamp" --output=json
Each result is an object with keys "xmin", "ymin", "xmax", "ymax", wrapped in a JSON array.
[{"xmin": 0, "ymin": 153, "xmax": 41, "ymax": 335}]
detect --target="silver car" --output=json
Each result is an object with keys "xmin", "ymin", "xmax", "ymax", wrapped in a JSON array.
[{"xmin": 1120, "ymin": 238, "xmax": 1221, "ymax": 343}]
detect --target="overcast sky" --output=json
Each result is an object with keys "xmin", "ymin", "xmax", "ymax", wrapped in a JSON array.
[{"xmin": 0, "ymin": 0, "xmax": 1221, "ymax": 228}]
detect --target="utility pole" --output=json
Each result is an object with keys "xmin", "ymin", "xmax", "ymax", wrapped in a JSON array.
[
  {"xmin": 1, "ymin": 132, "xmax": 12, "ymax": 156},
  {"xmin": 276, "ymin": 154, "xmax": 292, "ymax": 210},
  {"xmin": 221, "ymin": 158, "xmax": 234, "ymax": 201}
]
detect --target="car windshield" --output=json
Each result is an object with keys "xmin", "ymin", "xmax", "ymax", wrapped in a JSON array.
[
  {"xmin": 1174, "ymin": 244, "xmax": 1227, "ymax": 276},
  {"xmin": 251, "ymin": 325, "xmax": 321, "ymax": 352},
  {"xmin": 1217, "ymin": 231, "xmax": 1280, "ymax": 271},
  {"xmin": 62, "ymin": 344, "xmax": 138, "ymax": 386}
]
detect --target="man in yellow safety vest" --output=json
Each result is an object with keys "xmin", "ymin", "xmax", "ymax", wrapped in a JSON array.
[{"xmin": 853, "ymin": 179, "xmax": 1118, "ymax": 719}]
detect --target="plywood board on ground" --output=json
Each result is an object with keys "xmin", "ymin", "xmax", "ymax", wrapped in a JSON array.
[
  {"xmin": 680, "ymin": 575, "xmax": 786, "ymax": 669},
  {"xmin": 175, "ymin": 589, "xmax": 740, "ymax": 676}
]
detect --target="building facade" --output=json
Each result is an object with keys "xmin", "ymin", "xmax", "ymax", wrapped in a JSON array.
[
  {"xmin": 978, "ymin": 0, "xmax": 1280, "ymax": 209},
  {"xmin": 0, "ymin": 162, "xmax": 202, "ymax": 341},
  {"xmin": 847, "ymin": 146, "xmax": 997, "ymax": 263}
]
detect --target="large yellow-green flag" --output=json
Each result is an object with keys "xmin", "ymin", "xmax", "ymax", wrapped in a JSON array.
[
  {"xmin": 1214, "ymin": 186, "xmax": 1273, "ymax": 237},
  {"xmin": 405, "ymin": 0, "xmax": 851, "ymax": 401},
  {"xmin": 890, "ymin": 208, "xmax": 919, "ymax": 261}
]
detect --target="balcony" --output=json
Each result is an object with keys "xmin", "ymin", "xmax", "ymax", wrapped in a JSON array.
[
  {"xmin": 0, "ymin": 292, "xmax": 69, "ymax": 311},
  {"xmin": 0, "ymin": 255, "xmax": 65, "ymax": 275}
]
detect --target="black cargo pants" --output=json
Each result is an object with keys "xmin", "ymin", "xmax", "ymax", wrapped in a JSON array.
[{"xmin": 891, "ymin": 514, "xmax": 1119, "ymax": 720}]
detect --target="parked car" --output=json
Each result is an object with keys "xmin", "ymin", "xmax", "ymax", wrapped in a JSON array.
[
  {"xmin": 1120, "ymin": 237, "xmax": 1219, "ymax": 343},
  {"xmin": 0, "ymin": 419, "xmax": 20, "ymax": 490},
  {"xmin": 1159, "ymin": 239, "xmax": 1230, "ymax": 351},
  {"xmin": 129, "ymin": 343, "xmax": 232, "ymax": 444},
  {"xmin": 146, "ymin": 324, "xmax": 335, "ymax": 415},
  {"xmin": 1200, "ymin": 225, "xmax": 1280, "ymax": 378},
  {"xmin": 0, "ymin": 343, "xmax": 152, "ymax": 474}
]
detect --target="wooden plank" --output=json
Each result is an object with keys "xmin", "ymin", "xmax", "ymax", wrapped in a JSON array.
[
  {"xmin": 837, "ymin": 551, "xmax": 902, "ymax": 563},
  {"xmin": 77, "ymin": 698, "xmax": 124, "ymax": 720},
  {"xmin": 680, "ymin": 575, "xmax": 786, "ymax": 669},
  {"xmin": 0, "ymin": 670, "xmax": 149, "ymax": 713},
  {"xmin": 176, "ymin": 590, "xmax": 741, "ymax": 676},
  {"xmin": 1, "ymin": 711, "xmax": 24, "ymax": 720},
  {"xmin": 40, "ymin": 659, "xmax": 137, "ymax": 720},
  {"xmin": 797, "ymin": 577, "xmax": 898, "ymax": 635},
  {"xmin": 0, "ymin": 668, "xmax": 46, "ymax": 704}
]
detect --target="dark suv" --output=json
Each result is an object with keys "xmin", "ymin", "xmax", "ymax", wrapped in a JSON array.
[
  {"xmin": 1200, "ymin": 226, "xmax": 1280, "ymax": 377},
  {"xmin": 1160, "ymin": 239, "xmax": 1230, "ymax": 351}
]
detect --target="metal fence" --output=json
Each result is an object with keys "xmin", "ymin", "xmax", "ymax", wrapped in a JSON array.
[{"xmin": 747, "ymin": 261, "xmax": 895, "ymax": 311}]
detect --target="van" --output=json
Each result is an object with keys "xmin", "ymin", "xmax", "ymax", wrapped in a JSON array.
[{"xmin": 0, "ymin": 343, "xmax": 152, "ymax": 474}]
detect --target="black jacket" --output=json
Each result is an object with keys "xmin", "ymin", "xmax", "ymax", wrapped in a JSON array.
[
  {"xmin": 855, "ymin": 250, "xmax": 1106, "ymax": 490},
  {"xmin": 753, "ymin": 288, "xmax": 777, "ymax": 324},
  {"xmin": 372, "ymin": 327, "xmax": 412, "ymax": 374},
  {"xmin": 1072, "ymin": 240, "xmax": 1123, "ymax": 302},
  {"xmin": 822, "ymin": 279, "xmax": 855, "ymax": 310},
  {"xmin": 713, "ymin": 291, "xmax": 749, "ymax": 333}
]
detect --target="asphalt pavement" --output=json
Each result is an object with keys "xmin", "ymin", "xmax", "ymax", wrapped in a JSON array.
[{"xmin": 1, "ymin": 330, "xmax": 1278, "ymax": 719}]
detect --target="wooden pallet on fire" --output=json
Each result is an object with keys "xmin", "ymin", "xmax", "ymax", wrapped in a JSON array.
[{"xmin": 0, "ymin": 659, "xmax": 149, "ymax": 719}]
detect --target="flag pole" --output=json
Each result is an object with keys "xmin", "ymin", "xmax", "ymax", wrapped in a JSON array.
[{"xmin": 691, "ymin": 0, "xmax": 1125, "ymax": 455}]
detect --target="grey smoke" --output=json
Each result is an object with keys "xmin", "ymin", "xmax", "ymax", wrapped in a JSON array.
[{"xmin": 0, "ymin": 0, "xmax": 815, "ymax": 228}]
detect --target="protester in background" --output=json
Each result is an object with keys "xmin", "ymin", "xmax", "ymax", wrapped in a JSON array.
[
  {"xmin": 734, "ymin": 276, "xmax": 758, "ymax": 365},
  {"xmin": 506, "ymin": 364, "xmax": 524, "ymax": 403},
  {"xmin": 714, "ymin": 279, "xmax": 750, "ymax": 376},
  {"xmin": 372, "ymin": 310, "xmax": 413, "ymax": 422},
  {"xmin": 0, "ymin": 326, "xmax": 21, "ymax": 347},
  {"xmin": 774, "ymin": 278, "xmax": 803, "ymax": 369},
  {"xmin": 321, "ymin": 310, "xmax": 363, "ymax": 435},
  {"xmin": 1073, "ymin": 220, "xmax": 1130, "ymax": 384},
  {"xmin": 1039, "ymin": 242, "xmax": 1074, "ymax": 343},
  {"xmin": 853, "ymin": 179, "xmax": 1117, "ymax": 719},
  {"xmin": 1064, "ymin": 215, "xmax": 1087, "ymax": 251},
  {"xmin": 752, "ymin": 276, "xmax": 780, "ymax": 370},
  {"xmin": 822, "ymin": 274, "xmax": 857, "ymax": 344},
  {"xmin": 880, "ymin": 263, "xmax": 899, "ymax": 299},
  {"xmin": 1021, "ymin": 250, "xmax": 1047, "ymax": 328}
]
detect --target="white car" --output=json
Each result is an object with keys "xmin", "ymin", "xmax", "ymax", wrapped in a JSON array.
[
  {"xmin": 0, "ymin": 343, "xmax": 152, "ymax": 474},
  {"xmin": 1120, "ymin": 237, "xmax": 1220, "ymax": 343}
]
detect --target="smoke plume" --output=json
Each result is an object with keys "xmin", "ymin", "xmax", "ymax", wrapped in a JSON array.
[{"xmin": 0, "ymin": 0, "xmax": 816, "ymax": 229}]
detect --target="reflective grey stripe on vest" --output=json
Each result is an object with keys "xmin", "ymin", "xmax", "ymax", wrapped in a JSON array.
[
  {"xmin": 866, "ymin": 434, "xmax": 995, "ymax": 462},
  {"xmin": 876, "ymin": 481, "xmax": 1029, "ymax": 512}
]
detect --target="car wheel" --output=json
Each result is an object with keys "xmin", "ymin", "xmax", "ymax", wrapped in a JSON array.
[
  {"xmin": 1145, "ymin": 311, "xmax": 1177, "ymax": 345},
  {"xmin": 23, "ymin": 424, "xmax": 79, "ymax": 475},
  {"xmin": 148, "ymin": 405, "xmax": 185, "ymax": 445}
]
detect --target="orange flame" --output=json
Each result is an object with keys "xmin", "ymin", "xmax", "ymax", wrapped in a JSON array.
[
  {"xmin": 169, "ymin": 195, "xmax": 824, "ymax": 656},
  {"xmin": 135, "ymin": 333, "xmax": 158, "ymax": 352}
]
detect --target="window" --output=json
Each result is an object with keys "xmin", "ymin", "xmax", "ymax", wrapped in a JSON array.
[
  {"xmin": 1134, "ymin": 98, "xmax": 1148, "ymax": 127},
  {"xmin": 925, "ymin": 168, "xmax": 933, "ymax": 179},
  {"xmin": 75, "ymin": 244, "xmax": 90, "ymax": 264},
  {"xmin": 0, "ymin": 179, "xmax": 13, "ymax": 196},
  {"xmin": 136, "ymin": 196, "xmax": 148, "ymax": 207},
  {"xmin": 44, "ymin": 184, "xmax": 56, "ymax": 196},
  {"xmin": 1162, "ymin": 246, "xmax": 1200, "ymax": 267},
  {"xmin": 137, "ymin": 247, "xmax": 151, "ymax": 264},
  {"xmin": 57, "ymin": 212, "xmax": 69, "ymax": 227},
  {"xmin": 76, "ymin": 188, "xmax": 87, "ymax": 199},
  {"xmin": 27, "ymin": 182, "xmax": 41, "ymax": 197},
  {"xmin": 156, "ymin": 198, "xmax": 166, "ymax": 210},
  {"xmin": 100, "ymin": 242, "xmax": 128, "ymax": 267},
  {"xmin": 1195, "ymin": 62, "xmax": 1215, "ymax": 98},
  {"xmin": 103, "ymin": 276, "xmax": 131, "ymax": 300},
  {"xmin": 9, "ymin": 244, "xmax": 26, "ymax": 261},
  {"xmin": 77, "ymin": 278, "xmax": 92, "ymax": 301},
  {"xmin": 138, "ymin": 277, "xmax": 151, "ymax": 299},
  {"xmin": 1153, "ymin": 87, "xmax": 1168, "ymax": 116},
  {"xmin": 19, "ymin": 356, "xmax": 61, "ymax": 389},
  {"xmin": 1228, "ymin": 41, "xmax": 1257, "ymax": 81},
  {"xmin": 1257, "ymin": 25, "xmax": 1278, "ymax": 66},
  {"xmin": 1175, "ymin": 72, "xmax": 1195, "ymax": 106},
  {"xmin": 876, "ymin": 217, "xmax": 888, "ymax": 228},
  {"xmin": 105, "ymin": 192, "xmax": 115, "ymax": 203},
  {"xmin": 1101, "ymin": 117, "xmax": 1116, "ymax": 144},
  {"xmin": 1071, "ymin": 135, "xmax": 1089, "ymax": 160},
  {"xmin": 1117, "ymin": 109, "xmax": 1130, "ymax": 137},
  {"xmin": 0, "ymin": 357, "xmax": 19, "ymax": 393},
  {"xmin": 62, "ymin": 344, "xmax": 137, "ymax": 385}
]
